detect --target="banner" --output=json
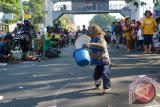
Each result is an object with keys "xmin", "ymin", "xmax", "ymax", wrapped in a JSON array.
[{"xmin": 24, "ymin": 14, "xmax": 31, "ymax": 19}]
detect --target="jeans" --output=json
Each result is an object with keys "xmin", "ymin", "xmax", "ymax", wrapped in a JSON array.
[{"xmin": 93, "ymin": 64, "xmax": 111, "ymax": 89}]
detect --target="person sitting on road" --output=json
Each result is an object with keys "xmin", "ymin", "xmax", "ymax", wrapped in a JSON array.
[
  {"xmin": 0, "ymin": 30, "xmax": 4, "ymax": 42},
  {"xmin": 44, "ymin": 25, "xmax": 61, "ymax": 58},
  {"xmin": 0, "ymin": 33, "xmax": 13, "ymax": 63}
]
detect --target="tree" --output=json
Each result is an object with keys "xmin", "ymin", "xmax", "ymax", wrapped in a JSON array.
[
  {"xmin": 57, "ymin": 14, "xmax": 75, "ymax": 31},
  {"xmin": 89, "ymin": 14, "xmax": 116, "ymax": 30},
  {"xmin": 24, "ymin": 0, "xmax": 44, "ymax": 24},
  {"xmin": 1, "ymin": 0, "xmax": 21, "ymax": 14},
  {"xmin": 153, "ymin": 0, "xmax": 159, "ymax": 6},
  {"xmin": 22, "ymin": 1, "xmax": 29, "ymax": 12}
]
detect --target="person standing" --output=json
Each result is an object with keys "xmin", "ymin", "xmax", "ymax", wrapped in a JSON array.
[
  {"xmin": 114, "ymin": 20, "xmax": 123, "ymax": 48},
  {"xmin": 81, "ymin": 25, "xmax": 88, "ymax": 35},
  {"xmin": 123, "ymin": 17, "xmax": 135, "ymax": 52},
  {"xmin": 136, "ymin": 21, "xmax": 144, "ymax": 51},
  {"xmin": 69, "ymin": 31, "xmax": 76, "ymax": 45},
  {"xmin": 111, "ymin": 22, "xmax": 115, "ymax": 36},
  {"xmin": 141, "ymin": 10, "xmax": 158, "ymax": 54},
  {"xmin": 83, "ymin": 24, "xmax": 111, "ymax": 94}
]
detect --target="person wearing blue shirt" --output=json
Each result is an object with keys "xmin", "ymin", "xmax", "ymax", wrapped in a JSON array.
[
  {"xmin": 83, "ymin": 24, "xmax": 111, "ymax": 94},
  {"xmin": 0, "ymin": 33, "xmax": 13, "ymax": 63}
]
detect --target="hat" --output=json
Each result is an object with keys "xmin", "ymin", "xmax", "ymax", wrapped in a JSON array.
[
  {"xmin": 47, "ymin": 25, "xmax": 52, "ymax": 29},
  {"xmin": 24, "ymin": 19, "xmax": 30, "ymax": 24}
]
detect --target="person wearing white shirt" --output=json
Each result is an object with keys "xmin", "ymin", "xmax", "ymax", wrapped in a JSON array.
[
  {"xmin": 69, "ymin": 31, "xmax": 76, "ymax": 45},
  {"xmin": 137, "ymin": 23, "xmax": 144, "ymax": 51}
]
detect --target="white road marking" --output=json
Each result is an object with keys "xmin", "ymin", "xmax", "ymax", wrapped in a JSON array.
[{"xmin": 19, "ymin": 86, "xmax": 24, "ymax": 89}]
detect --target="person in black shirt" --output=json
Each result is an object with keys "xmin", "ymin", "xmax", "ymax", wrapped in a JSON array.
[
  {"xmin": 81, "ymin": 25, "xmax": 88, "ymax": 35},
  {"xmin": 114, "ymin": 21, "xmax": 123, "ymax": 48}
]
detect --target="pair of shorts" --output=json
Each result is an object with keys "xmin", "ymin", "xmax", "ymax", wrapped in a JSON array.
[{"xmin": 143, "ymin": 34, "xmax": 153, "ymax": 45}]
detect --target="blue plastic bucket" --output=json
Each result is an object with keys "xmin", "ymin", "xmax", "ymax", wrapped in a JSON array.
[{"xmin": 73, "ymin": 48, "xmax": 90, "ymax": 67}]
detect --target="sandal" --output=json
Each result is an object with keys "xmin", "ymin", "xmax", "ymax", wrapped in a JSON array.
[
  {"xmin": 95, "ymin": 80, "xmax": 102, "ymax": 90},
  {"xmin": 148, "ymin": 51, "xmax": 152, "ymax": 54},
  {"xmin": 143, "ymin": 51, "xmax": 147, "ymax": 54}
]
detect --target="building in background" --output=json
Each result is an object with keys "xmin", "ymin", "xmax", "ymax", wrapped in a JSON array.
[{"xmin": 3, "ymin": 13, "xmax": 16, "ymax": 20}]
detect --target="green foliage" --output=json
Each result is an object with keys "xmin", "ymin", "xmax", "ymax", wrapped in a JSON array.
[
  {"xmin": 153, "ymin": 0, "xmax": 159, "ymax": 6},
  {"xmin": 89, "ymin": 14, "xmax": 116, "ymax": 30},
  {"xmin": 23, "ymin": 0, "xmax": 44, "ymax": 24},
  {"xmin": 4, "ymin": 19, "xmax": 17, "ymax": 24},
  {"xmin": 1, "ymin": 0, "xmax": 21, "ymax": 14},
  {"xmin": 33, "ymin": 24, "xmax": 40, "ymax": 31},
  {"xmin": 23, "ymin": 1, "xmax": 29, "ymax": 12},
  {"xmin": 57, "ymin": 20, "xmax": 62, "ymax": 26},
  {"xmin": 57, "ymin": 14, "xmax": 75, "ymax": 30}
]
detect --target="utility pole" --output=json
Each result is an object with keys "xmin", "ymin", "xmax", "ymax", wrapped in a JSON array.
[
  {"xmin": 0, "ymin": 2, "xmax": 4, "ymax": 32},
  {"xmin": 44, "ymin": 0, "xmax": 46, "ymax": 28},
  {"xmin": 20, "ymin": 0, "xmax": 24, "ymax": 21}
]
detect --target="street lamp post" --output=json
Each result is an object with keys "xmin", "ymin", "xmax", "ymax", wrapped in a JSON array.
[
  {"xmin": 20, "ymin": 0, "xmax": 24, "ymax": 21},
  {"xmin": 0, "ymin": 3, "xmax": 4, "ymax": 32},
  {"xmin": 44, "ymin": 0, "xmax": 46, "ymax": 28}
]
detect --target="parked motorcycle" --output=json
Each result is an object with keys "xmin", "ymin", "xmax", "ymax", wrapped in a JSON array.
[{"xmin": 12, "ymin": 30, "xmax": 31, "ymax": 52}]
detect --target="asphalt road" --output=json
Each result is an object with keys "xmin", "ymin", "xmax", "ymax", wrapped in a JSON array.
[{"xmin": 0, "ymin": 45, "xmax": 160, "ymax": 107}]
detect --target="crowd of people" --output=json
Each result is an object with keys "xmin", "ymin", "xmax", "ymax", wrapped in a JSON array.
[
  {"xmin": 104, "ymin": 10, "xmax": 160, "ymax": 54},
  {"xmin": 0, "ymin": 19, "xmax": 38, "ymax": 63},
  {"xmin": 0, "ymin": 20, "xmax": 71, "ymax": 63},
  {"xmin": 0, "ymin": 10, "xmax": 159, "ymax": 64},
  {"xmin": 0, "ymin": 19, "xmax": 89, "ymax": 63},
  {"xmin": 71, "ymin": 10, "xmax": 159, "ymax": 94},
  {"xmin": 0, "ymin": 9, "xmax": 159, "ymax": 95}
]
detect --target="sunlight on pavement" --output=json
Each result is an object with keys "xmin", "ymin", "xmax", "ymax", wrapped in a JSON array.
[
  {"xmin": 144, "ymin": 105, "xmax": 160, "ymax": 107},
  {"xmin": 156, "ymin": 94, "xmax": 160, "ymax": 97},
  {"xmin": 18, "ymin": 86, "xmax": 24, "ymax": 89},
  {"xmin": 0, "ymin": 96, "xmax": 4, "ymax": 100},
  {"xmin": 38, "ymin": 63, "xmax": 71, "ymax": 67},
  {"xmin": 49, "ymin": 105, "xmax": 56, "ymax": 107},
  {"xmin": 0, "ymin": 63, "xmax": 7, "ymax": 66}
]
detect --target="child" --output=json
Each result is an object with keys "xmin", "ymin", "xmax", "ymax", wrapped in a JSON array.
[
  {"xmin": 153, "ymin": 32, "xmax": 160, "ymax": 53},
  {"xmin": 136, "ymin": 22, "xmax": 144, "ymax": 51},
  {"xmin": 83, "ymin": 24, "xmax": 111, "ymax": 93}
]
